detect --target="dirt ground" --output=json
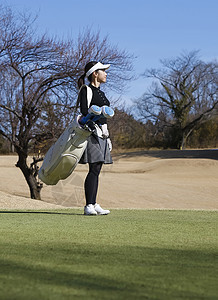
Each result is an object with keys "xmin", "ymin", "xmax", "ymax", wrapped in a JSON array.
[{"xmin": 0, "ymin": 149, "xmax": 218, "ymax": 210}]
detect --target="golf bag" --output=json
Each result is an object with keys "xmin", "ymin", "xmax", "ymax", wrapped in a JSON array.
[
  {"xmin": 38, "ymin": 95, "xmax": 114, "ymax": 185},
  {"xmin": 38, "ymin": 116, "xmax": 92, "ymax": 185}
]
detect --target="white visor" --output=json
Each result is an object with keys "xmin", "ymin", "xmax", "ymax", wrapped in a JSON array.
[{"xmin": 86, "ymin": 62, "xmax": 110, "ymax": 78}]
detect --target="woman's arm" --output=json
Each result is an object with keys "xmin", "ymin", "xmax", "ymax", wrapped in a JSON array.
[{"xmin": 79, "ymin": 86, "xmax": 89, "ymax": 116}]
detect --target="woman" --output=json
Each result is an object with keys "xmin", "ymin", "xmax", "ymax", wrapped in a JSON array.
[{"xmin": 77, "ymin": 61, "xmax": 113, "ymax": 215}]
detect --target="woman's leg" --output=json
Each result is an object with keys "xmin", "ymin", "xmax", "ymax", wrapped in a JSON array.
[{"xmin": 84, "ymin": 162, "xmax": 103, "ymax": 205}]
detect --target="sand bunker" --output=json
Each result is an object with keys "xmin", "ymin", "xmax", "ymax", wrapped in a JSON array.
[{"xmin": 0, "ymin": 149, "xmax": 218, "ymax": 210}]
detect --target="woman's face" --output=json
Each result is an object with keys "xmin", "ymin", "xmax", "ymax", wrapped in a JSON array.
[{"xmin": 96, "ymin": 69, "xmax": 107, "ymax": 83}]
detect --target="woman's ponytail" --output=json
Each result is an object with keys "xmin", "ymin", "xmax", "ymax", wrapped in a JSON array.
[
  {"xmin": 77, "ymin": 73, "xmax": 86, "ymax": 89},
  {"xmin": 77, "ymin": 61, "xmax": 98, "ymax": 89}
]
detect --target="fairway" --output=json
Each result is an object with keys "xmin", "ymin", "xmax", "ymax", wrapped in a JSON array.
[{"xmin": 0, "ymin": 209, "xmax": 217, "ymax": 300}]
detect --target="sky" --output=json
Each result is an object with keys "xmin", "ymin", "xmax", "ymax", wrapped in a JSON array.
[{"xmin": 1, "ymin": 0, "xmax": 218, "ymax": 105}]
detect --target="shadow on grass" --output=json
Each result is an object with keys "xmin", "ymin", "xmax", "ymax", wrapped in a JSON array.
[
  {"xmin": 0, "ymin": 210, "xmax": 83, "ymax": 216},
  {"xmin": 0, "ymin": 243, "xmax": 216, "ymax": 299},
  {"xmin": 113, "ymin": 149, "xmax": 218, "ymax": 161}
]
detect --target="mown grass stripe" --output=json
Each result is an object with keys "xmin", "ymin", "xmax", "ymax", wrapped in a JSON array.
[{"xmin": 0, "ymin": 209, "xmax": 217, "ymax": 300}]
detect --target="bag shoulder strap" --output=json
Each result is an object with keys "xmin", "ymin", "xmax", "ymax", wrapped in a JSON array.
[
  {"xmin": 75, "ymin": 84, "xmax": 93, "ymax": 112},
  {"xmin": 86, "ymin": 85, "xmax": 93, "ymax": 108}
]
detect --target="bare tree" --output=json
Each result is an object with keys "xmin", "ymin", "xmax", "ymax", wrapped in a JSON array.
[
  {"xmin": 0, "ymin": 6, "xmax": 133, "ymax": 199},
  {"xmin": 136, "ymin": 51, "xmax": 218, "ymax": 149}
]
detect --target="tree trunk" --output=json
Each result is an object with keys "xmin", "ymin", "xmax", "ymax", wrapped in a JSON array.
[
  {"xmin": 16, "ymin": 152, "xmax": 42, "ymax": 200},
  {"xmin": 180, "ymin": 128, "xmax": 194, "ymax": 150}
]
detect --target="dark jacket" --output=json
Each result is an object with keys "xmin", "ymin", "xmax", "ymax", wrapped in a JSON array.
[{"xmin": 79, "ymin": 84, "xmax": 110, "ymax": 125}]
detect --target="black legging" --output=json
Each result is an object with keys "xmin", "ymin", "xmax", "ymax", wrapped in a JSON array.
[{"xmin": 85, "ymin": 162, "xmax": 103, "ymax": 205}]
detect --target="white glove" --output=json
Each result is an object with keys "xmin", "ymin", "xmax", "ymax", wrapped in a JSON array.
[
  {"xmin": 107, "ymin": 138, "xmax": 112, "ymax": 151},
  {"xmin": 101, "ymin": 124, "xmax": 109, "ymax": 139}
]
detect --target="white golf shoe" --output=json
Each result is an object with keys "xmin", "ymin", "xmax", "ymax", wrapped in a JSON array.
[
  {"xmin": 84, "ymin": 204, "xmax": 97, "ymax": 215},
  {"xmin": 94, "ymin": 204, "xmax": 110, "ymax": 215}
]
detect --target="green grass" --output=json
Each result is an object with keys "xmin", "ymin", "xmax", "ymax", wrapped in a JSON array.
[{"xmin": 0, "ymin": 209, "xmax": 217, "ymax": 300}]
